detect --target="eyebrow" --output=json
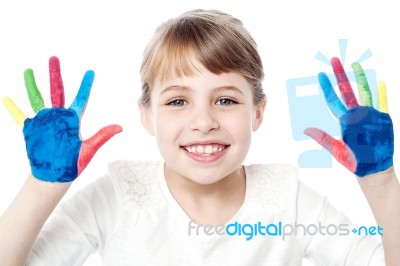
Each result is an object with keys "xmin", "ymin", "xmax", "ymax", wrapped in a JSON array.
[{"xmin": 159, "ymin": 85, "xmax": 244, "ymax": 96}]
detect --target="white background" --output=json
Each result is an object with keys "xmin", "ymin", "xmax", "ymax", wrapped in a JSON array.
[{"xmin": 0, "ymin": 0, "xmax": 399, "ymax": 265}]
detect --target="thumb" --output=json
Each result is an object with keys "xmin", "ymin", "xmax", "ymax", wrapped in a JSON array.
[
  {"xmin": 304, "ymin": 127, "xmax": 357, "ymax": 173},
  {"xmin": 78, "ymin": 124, "xmax": 123, "ymax": 174}
]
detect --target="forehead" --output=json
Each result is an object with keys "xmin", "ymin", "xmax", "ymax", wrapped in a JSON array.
[
  {"xmin": 150, "ymin": 51, "xmax": 201, "ymax": 87},
  {"xmin": 145, "ymin": 40, "xmax": 241, "ymax": 89},
  {"xmin": 152, "ymin": 66, "xmax": 252, "ymax": 96}
]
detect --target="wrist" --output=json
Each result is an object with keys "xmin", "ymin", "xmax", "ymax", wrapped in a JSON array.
[
  {"xmin": 357, "ymin": 166, "xmax": 397, "ymax": 188},
  {"xmin": 26, "ymin": 173, "xmax": 72, "ymax": 202},
  {"xmin": 357, "ymin": 166, "xmax": 400, "ymax": 204}
]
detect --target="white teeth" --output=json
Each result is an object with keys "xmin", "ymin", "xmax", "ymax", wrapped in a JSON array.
[
  {"xmin": 204, "ymin": 146, "xmax": 213, "ymax": 153},
  {"xmin": 185, "ymin": 144, "xmax": 226, "ymax": 154},
  {"xmin": 196, "ymin": 146, "xmax": 204, "ymax": 153}
]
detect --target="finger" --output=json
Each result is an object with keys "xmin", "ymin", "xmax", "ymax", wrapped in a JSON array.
[
  {"xmin": 351, "ymin": 62, "xmax": 372, "ymax": 106},
  {"xmin": 318, "ymin": 72, "xmax": 347, "ymax": 118},
  {"xmin": 77, "ymin": 124, "xmax": 123, "ymax": 174},
  {"xmin": 69, "ymin": 70, "xmax": 94, "ymax": 117},
  {"xmin": 377, "ymin": 80, "xmax": 388, "ymax": 113},
  {"xmin": 304, "ymin": 127, "xmax": 356, "ymax": 172},
  {"xmin": 331, "ymin": 57, "xmax": 359, "ymax": 109},
  {"xmin": 3, "ymin": 97, "xmax": 27, "ymax": 128},
  {"xmin": 24, "ymin": 69, "xmax": 45, "ymax": 113},
  {"xmin": 49, "ymin": 56, "xmax": 65, "ymax": 108}
]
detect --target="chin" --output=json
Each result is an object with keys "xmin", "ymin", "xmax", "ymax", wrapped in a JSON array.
[{"xmin": 181, "ymin": 167, "xmax": 230, "ymax": 185}]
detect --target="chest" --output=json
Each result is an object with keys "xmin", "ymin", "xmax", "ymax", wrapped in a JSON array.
[{"xmin": 102, "ymin": 206, "xmax": 304, "ymax": 266}]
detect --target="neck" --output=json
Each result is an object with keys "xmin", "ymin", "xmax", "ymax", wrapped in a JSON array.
[{"xmin": 164, "ymin": 165, "xmax": 245, "ymax": 198}]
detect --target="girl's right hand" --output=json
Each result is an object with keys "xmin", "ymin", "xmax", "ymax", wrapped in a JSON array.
[{"xmin": 3, "ymin": 56, "xmax": 122, "ymax": 183}]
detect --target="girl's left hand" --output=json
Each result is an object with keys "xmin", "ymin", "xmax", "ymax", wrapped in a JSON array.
[{"xmin": 304, "ymin": 57, "xmax": 394, "ymax": 177}]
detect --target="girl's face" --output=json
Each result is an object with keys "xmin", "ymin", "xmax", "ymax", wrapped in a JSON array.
[{"xmin": 140, "ymin": 63, "xmax": 266, "ymax": 185}]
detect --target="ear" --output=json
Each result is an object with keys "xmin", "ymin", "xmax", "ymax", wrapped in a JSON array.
[
  {"xmin": 138, "ymin": 101, "xmax": 155, "ymax": 136},
  {"xmin": 252, "ymin": 97, "xmax": 267, "ymax": 131}
]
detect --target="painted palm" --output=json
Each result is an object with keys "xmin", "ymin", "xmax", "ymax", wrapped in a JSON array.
[
  {"xmin": 305, "ymin": 57, "xmax": 393, "ymax": 177},
  {"xmin": 3, "ymin": 57, "xmax": 122, "ymax": 182}
]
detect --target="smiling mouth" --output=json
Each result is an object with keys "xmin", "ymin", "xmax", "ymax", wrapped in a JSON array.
[{"xmin": 181, "ymin": 144, "xmax": 229, "ymax": 155}]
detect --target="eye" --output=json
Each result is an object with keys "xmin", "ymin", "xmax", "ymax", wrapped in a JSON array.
[
  {"xmin": 167, "ymin": 99, "xmax": 187, "ymax": 106},
  {"xmin": 216, "ymin": 98, "xmax": 238, "ymax": 105}
]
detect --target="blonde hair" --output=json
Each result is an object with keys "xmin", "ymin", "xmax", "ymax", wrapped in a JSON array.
[{"xmin": 140, "ymin": 9, "xmax": 265, "ymax": 107}]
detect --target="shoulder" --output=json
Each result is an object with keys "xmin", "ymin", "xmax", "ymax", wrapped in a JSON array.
[
  {"xmin": 106, "ymin": 160, "xmax": 165, "ymax": 211},
  {"xmin": 107, "ymin": 160, "xmax": 162, "ymax": 181},
  {"xmin": 245, "ymin": 163, "xmax": 298, "ymax": 180},
  {"xmin": 244, "ymin": 163, "xmax": 299, "ymax": 212},
  {"xmin": 245, "ymin": 163, "xmax": 299, "ymax": 190}
]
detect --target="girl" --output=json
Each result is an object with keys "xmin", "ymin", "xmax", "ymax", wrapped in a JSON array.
[{"xmin": 1, "ymin": 9, "xmax": 399, "ymax": 265}]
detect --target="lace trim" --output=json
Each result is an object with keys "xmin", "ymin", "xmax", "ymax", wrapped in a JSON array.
[
  {"xmin": 108, "ymin": 161, "xmax": 165, "ymax": 212},
  {"xmin": 108, "ymin": 161, "xmax": 298, "ymax": 214},
  {"xmin": 247, "ymin": 164, "xmax": 298, "ymax": 211}
]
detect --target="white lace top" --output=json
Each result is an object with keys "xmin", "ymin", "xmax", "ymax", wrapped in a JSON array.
[{"xmin": 27, "ymin": 161, "xmax": 384, "ymax": 265}]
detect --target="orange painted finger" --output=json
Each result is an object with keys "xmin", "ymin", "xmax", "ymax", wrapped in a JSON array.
[
  {"xmin": 77, "ymin": 124, "xmax": 123, "ymax": 174},
  {"xmin": 304, "ymin": 127, "xmax": 356, "ymax": 172}
]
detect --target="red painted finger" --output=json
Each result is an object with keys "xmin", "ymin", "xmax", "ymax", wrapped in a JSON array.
[
  {"xmin": 49, "ymin": 56, "xmax": 65, "ymax": 108},
  {"xmin": 304, "ymin": 127, "xmax": 357, "ymax": 172},
  {"xmin": 331, "ymin": 57, "xmax": 359, "ymax": 109},
  {"xmin": 77, "ymin": 124, "xmax": 123, "ymax": 174}
]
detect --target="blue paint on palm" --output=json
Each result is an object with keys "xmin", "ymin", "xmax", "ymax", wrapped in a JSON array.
[
  {"xmin": 340, "ymin": 106, "xmax": 394, "ymax": 177},
  {"xmin": 23, "ymin": 108, "xmax": 82, "ymax": 182}
]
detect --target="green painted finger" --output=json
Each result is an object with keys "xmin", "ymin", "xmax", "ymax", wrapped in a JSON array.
[
  {"xmin": 24, "ymin": 69, "xmax": 45, "ymax": 113},
  {"xmin": 351, "ymin": 62, "xmax": 372, "ymax": 106}
]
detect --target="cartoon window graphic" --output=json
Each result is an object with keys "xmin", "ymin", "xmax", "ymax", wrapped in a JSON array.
[{"xmin": 286, "ymin": 39, "xmax": 377, "ymax": 168}]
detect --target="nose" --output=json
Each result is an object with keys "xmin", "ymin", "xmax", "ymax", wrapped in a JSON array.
[{"xmin": 189, "ymin": 105, "xmax": 219, "ymax": 133}]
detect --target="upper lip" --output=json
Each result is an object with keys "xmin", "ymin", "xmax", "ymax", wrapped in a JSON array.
[{"xmin": 180, "ymin": 140, "xmax": 230, "ymax": 147}]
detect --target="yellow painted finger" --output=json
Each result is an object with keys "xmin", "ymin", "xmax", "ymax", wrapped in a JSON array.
[
  {"xmin": 3, "ymin": 97, "xmax": 27, "ymax": 127},
  {"xmin": 377, "ymin": 81, "xmax": 388, "ymax": 113}
]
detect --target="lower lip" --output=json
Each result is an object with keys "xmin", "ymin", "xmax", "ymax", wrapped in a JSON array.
[{"xmin": 182, "ymin": 146, "xmax": 229, "ymax": 163}]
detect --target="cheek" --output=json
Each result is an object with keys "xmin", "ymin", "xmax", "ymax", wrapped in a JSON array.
[
  {"xmin": 221, "ymin": 111, "xmax": 253, "ymax": 143},
  {"xmin": 154, "ymin": 111, "xmax": 183, "ymax": 146}
]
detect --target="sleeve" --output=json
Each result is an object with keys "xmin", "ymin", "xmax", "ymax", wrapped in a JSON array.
[
  {"xmin": 297, "ymin": 181, "xmax": 385, "ymax": 266},
  {"xmin": 26, "ymin": 175, "xmax": 120, "ymax": 266}
]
